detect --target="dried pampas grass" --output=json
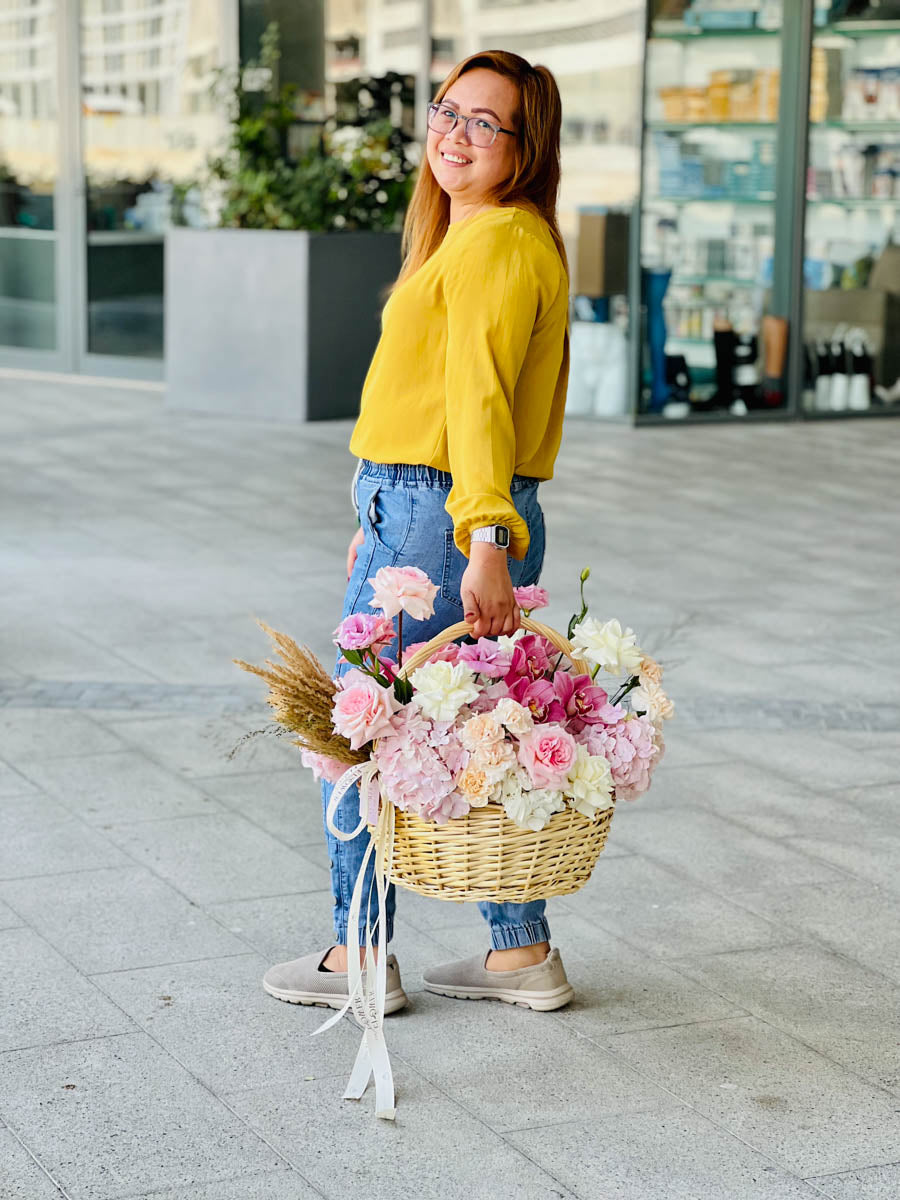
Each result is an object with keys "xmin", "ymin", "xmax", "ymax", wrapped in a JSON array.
[{"xmin": 234, "ymin": 621, "xmax": 366, "ymax": 766}]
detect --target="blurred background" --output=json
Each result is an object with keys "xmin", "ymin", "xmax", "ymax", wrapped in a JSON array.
[{"xmin": 0, "ymin": 0, "xmax": 898, "ymax": 425}]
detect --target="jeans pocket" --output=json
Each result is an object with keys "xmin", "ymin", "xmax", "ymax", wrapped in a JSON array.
[
  {"xmin": 440, "ymin": 527, "xmax": 465, "ymax": 609},
  {"xmin": 360, "ymin": 480, "xmax": 413, "ymax": 557}
]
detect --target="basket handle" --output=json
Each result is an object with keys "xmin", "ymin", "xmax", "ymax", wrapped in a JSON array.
[{"xmin": 398, "ymin": 616, "xmax": 591, "ymax": 679}]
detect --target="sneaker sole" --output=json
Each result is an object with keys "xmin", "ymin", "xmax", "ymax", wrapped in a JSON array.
[
  {"xmin": 423, "ymin": 981, "xmax": 574, "ymax": 1012},
  {"xmin": 262, "ymin": 980, "xmax": 409, "ymax": 1014}
]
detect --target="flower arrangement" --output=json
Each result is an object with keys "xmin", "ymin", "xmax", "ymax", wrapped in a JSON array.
[{"xmin": 236, "ymin": 567, "xmax": 673, "ymax": 831}]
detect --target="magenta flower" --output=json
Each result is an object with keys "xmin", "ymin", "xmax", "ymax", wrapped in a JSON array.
[
  {"xmin": 504, "ymin": 634, "xmax": 553, "ymax": 685},
  {"xmin": 513, "ymin": 585, "xmax": 549, "ymax": 612},
  {"xmin": 332, "ymin": 613, "xmax": 395, "ymax": 653},
  {"xmin": 554, "ymin": 672, "xmax": 611, "ymax": 733},
  {"xmin": 457, "ymin": 637, "xmax": 514, "ymax": 679},
  {"xmin": 507, "ymin": 676, "xmax": 566, "ymax": 724}
]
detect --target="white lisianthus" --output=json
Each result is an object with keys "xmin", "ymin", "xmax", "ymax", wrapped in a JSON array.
[
  {"xmin": 497, "ymin": 627, "xmax": 527, "ymax": 654},
  {"xmin": 503, "ymin": 784, "xmax": 565, "ymax": 832},
  {"xmin": 567, "ymin": 744, "xmax": 614, "ymax": 818},
  {"xmin": 409, "ymin": 660, "xmax": 480, "ymax": 722},
  {"xmin": 571, "ymin": 617, "xmax": 643, "ymax": 676},
  {"xmin": 631, "ymin": 681, "xmax": 674, "ymax": 724},
  {"xmin": 492, "ymin": 697, "xmax": 534, "ymax": 737}
]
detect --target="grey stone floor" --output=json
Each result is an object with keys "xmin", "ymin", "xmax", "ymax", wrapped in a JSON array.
[{"xmin": 1, "ymin": 375, "xmax": 899, "ymax": 1200}]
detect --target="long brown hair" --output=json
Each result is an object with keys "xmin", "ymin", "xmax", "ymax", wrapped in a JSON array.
[{"xmin": 386, "ymin": 50, "xmax": 569, "ymax": 297}]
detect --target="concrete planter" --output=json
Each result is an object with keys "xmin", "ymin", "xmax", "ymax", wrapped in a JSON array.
[{"xmin": 164, "ymin": 227, "xmax": 402, "ymax": 422}]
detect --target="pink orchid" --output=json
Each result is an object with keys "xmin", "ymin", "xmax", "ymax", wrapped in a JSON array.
[
  {"xmin": 504, "ymin": 634, "xmax": 552, "ymax": 685},
  {"xmin": 513, "ymin": 585, "xmax": 549, "ymax": 612},
  {"xmin": 457, "ymin": 637, "xmax": 514, "ymax": 679},
  {"xmin": 553, "ymin": 672, "xmax": 611, "ymax": 733},
  {"xmin": 367, "ymin": 566, "xmax": 437, "ymax": 621},
  {"xmin": 507, "ymin": 676, "xmax": 566, "ymax": 724}
]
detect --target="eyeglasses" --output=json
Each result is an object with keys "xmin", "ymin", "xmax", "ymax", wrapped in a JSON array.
[{"xmin": 427, "ymin": 102, "xmax": 516, "ymax": 148}]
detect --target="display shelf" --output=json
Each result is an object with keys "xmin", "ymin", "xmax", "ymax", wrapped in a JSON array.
[
  {"xmin": 635, "ymin": 408, "xmax": 793, "ymax": 427},
  {"xmin": 647, "ymin": 120, "xmax": 778, "ymax": 133},
  {"xmin": 650, "ymin": 27, "xmax": 781, "ymax": 41},
  {"xmin": 671, "ymin": 274, "xmax": 764, "ymax": 287},
  {"xmin": 817, "ymin": 120, "xmax": 900, "ymax": 133},
  {"xmin": 823, "ymin": 21, "xmax": 900, "ymax": 38},
  {"xmin": 646, "ymin": 194, "xmax": 776, "ymax": 206},
  {"xmin": 806, "ymin": 196, "xmax": 900, "ymax": 209},
  {"xmin": 801, "ymin": 406, "xmax": 900, "ymax": 420}
]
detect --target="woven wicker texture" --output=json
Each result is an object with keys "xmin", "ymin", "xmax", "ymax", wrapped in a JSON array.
[{"xmin": 378, "ymin": 616, "xmax": 616, "ymax": 903}]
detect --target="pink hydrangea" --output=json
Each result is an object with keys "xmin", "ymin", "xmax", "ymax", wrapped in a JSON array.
[
  {"xmin": 467, "ymin": 680, "xmax": 512, "ymax": 714},
  {"xmin": 457, "ymin": 637, "xmax": 514, "ymax": 679},
  {"xmin": 332, "ymin": 613, "xmax": 395, "ymax": 653},
  {"xmin": 300, "ymin": 750, "xmax": 348, "ymax": 784},
  {"xmin": 374, "ymin": 707, "xmax": 471, "ymax": 824},
  {"xmin": 554, "ymin": 672, "xmax": 610, "ymax": 733},
  {"xmin": 513, "ymin": 585, "xmax": 549, "ymax": 612},
  {"xmin": 506, "ymin": 677, "xmax": 566, "ymax": 724},
  {"xmin": 576, "ymin": 714, "xmax": 661, "ymax": 801},
  {"xmin": 517, "ymin": 723, "xmax": 578, "ymax": 789},
  {"xmin": 331, "ymin": 668, "xmax": 398, "ymax": 750}
]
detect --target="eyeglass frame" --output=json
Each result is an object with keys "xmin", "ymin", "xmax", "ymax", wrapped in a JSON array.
[{"xmin": 426, "ymin": 101, "xmax": 516, "ymax": 147}]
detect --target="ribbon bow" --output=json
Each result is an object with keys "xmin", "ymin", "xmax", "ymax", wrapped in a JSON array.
[{"xmin": 311, "ymin": 760, "xmax": 396, "ymax": 1120}]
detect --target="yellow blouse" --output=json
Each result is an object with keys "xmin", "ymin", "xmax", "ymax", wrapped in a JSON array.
[{"xmin": 348, "ymin": 204, "xmax": 570, "ymax": 560}]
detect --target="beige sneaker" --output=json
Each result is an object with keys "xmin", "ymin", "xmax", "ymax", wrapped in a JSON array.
[
  {"xmin": 262, "ymin": 947, "xmax": 409, "ymax": 1013},
  {"xmin": 423, "ymin": 947, "xmax": 574, "ymax": 1011}
]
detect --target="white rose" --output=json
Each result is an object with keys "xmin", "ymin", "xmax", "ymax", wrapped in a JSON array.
[
  {"xmin": 567, "ymin": 744, "xmax": 614, "ymax": 818},
  {"xmin": 571, "ymin": 617, "xmax": 643, "ymax": 677},
  {"xmin": 492, "ymin": 697, "xmax": 535, "ymax": 737},
  {"xmin": 409, "ymin": 661, "xmax": 480, "ymax": 723}
]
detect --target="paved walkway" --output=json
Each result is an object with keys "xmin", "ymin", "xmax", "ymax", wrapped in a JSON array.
[{"xmin": 1, "ymin": 375, "xmax": 899, "ymax": 1199}]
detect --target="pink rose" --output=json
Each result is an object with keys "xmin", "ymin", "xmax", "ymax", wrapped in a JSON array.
[
  {"xmin": 517, "ymin": 724, "xmax": 577, "ymax": 789},
  {"xmin": 507, "ymin": 677, "xmax": 566, "ymax": 724},
  {"xmin": 368, "ymin": 566, "xmax": 438, "ymax": 621},
  {"xmin": 513, "ymin": 585, "xmax": 549, "ymax": 612},
  {"xmin": 300, "ymin": 750, "xmax": 348, "ymax": 784},
  {"xmin": 331, "ymin": 667, "xmax": 399, "ymax": 750},
  {"xmin": 405, "ymin": 641, "xmax": 462, "ymax": 667},
  {"xmin": 332, "ymin": 613, "xmax": 395, "ymax": 653}
]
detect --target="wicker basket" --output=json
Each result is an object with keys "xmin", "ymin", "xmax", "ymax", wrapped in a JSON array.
[{"xmin": 373, "ymin": 616, "xmax": 616, "ymax": 903}]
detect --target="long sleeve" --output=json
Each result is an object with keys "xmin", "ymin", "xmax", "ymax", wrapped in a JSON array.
[{"xmin": 443, "ymin": 229, "xmax": 539, "ymax": 560}]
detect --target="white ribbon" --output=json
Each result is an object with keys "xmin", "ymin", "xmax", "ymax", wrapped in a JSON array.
[{"xmin": 311, "ymin": 760, "xmax": 396, "ymax": 1120}]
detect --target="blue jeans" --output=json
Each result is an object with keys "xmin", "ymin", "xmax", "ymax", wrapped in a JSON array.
[{"xmin": 323, "ymin": 458, "xmax": 551, "ymax": 951}]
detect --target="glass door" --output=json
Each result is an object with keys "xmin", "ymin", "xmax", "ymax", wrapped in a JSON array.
[
  {"xmin": 0, "ymin": 0, "xmax": 61, "ymax": 363},
  {"xmin": 637, "ymin": 0, "xmax": 791, "ymax": 421},
  {"xmin": 801, "ymin": 1, "xmax": 900, "ymax": 417}
]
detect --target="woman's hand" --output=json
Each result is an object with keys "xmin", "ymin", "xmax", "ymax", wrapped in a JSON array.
[
  {"xmin": 460, "ymin": 543, "xmax": 521, "ymax": 639},
  {"xmin": 346, "ymin": 526, "xmax": 365, "ymax": 580}
]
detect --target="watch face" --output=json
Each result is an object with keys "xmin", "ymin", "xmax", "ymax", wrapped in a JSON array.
[{"xmin": 495, "ymin": 526, "xmax": 510, "ymax": 548}]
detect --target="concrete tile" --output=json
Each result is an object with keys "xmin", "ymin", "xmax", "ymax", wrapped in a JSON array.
[
  {"xmin": 781, "ymin": 829, "xmax": 900, "ymax": 897},
  {"xmin": 504, "ymin": 1106, "xmax": 826, "ymax": 1199},
  {"xmin": 93, "ymin": 953, "xmax": 362, "ymax": 1093},
  {"xmin": 0, "ymin": 762, "xmax": 38, "ymax": 797},
  {"xmin": 137, "ymin": 1171, "xmax": 325, "ymax": 1200},
  {"xmin": 0, "ymin": 1125, "xmax": 68, "ymax": 1199},
  {"xmin": 103, "ymin": 813, "xmax": 330, "ymax": 905},
  {"xmin": 196, "ymin": 768, "xmax": 326, "ymax": 846},
  {"xmin": 728, "ymin": 879, "xmax": 900, "ymax": 985},
  {"xmin": 698, "ymin": 730, "xmax": 900, "ymax": 791},
  {"xmin": 15, "ymin": 752, "xmax": 224, "ymax": 825},
  {"xmin": 0, "ymin": 622, "xmax": 160, "ymax": 683},
  {"xmin": 0, "ymin": 927, "xmax": 135, "ymax": 1052},
  {"xmin": 373, "ymin": 989, "xmax": 669, "ymax": 1131},
  {"xmin": 555, "ymin": 853, "xmax": 790, "ymax": 959},
  {"xmin": 0, "ymin": 792, "xmax": 132, "ymax": 880},
  {"xmin": 611, "ymin": 806, "xmax": 846, "ymax": 893},
  {"xmin": 671, "ymin": 943, "xmax": 900, "ymax": 1094},
  {"xmin": 106, "ymin": 714, "xmax": 299, "ymax": 778},
  {"xmin": 604, "ymin": 1015, "xmax": 900, "ymax": 1177},
  {"xmin": 807, "ymin": 1162, "xmax": 900, "ymax": 1198},
  {"xmin": 0, "ymin": 709, "xmax": 123, "ymax": 767},
  {"xmin": 0, "ymin": 1034, "xmax": 281, "ymax": 1198},
  {"xmin": 0, "ymin": 896, "xmax": 22, "ymax": 929},
  {"xmin": 225, "ymin": 1071, "xmax": 579, "ymax": 1200},
  {"xmin": 0, "ymin": 866, "xmax": 247, "ymax": 974}
]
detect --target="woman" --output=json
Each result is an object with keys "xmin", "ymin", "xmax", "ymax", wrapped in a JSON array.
[{"xmin": 263, "ymin": 49, "xmax": 574, "ymax": 1013}]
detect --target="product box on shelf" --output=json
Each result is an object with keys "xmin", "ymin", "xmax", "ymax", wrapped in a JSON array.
[{"xmin": 575, "ymin": 210, "xmax": 631, "ymax": 298}]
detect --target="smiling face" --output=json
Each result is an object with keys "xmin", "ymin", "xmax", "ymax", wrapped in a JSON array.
[{"xmin": 425, "ymin": 67, "xmax": 520, "ymax": 221}]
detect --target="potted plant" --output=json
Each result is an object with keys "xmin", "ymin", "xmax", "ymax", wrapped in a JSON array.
[{"xmin": 165, "ymin": 24, "xmax": 417, "ymax": 421}]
